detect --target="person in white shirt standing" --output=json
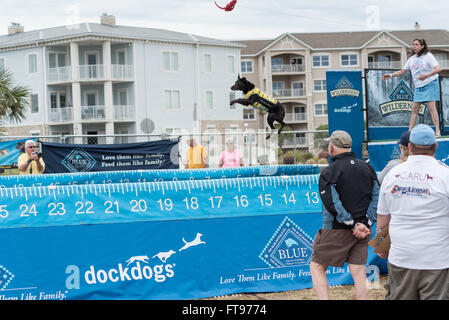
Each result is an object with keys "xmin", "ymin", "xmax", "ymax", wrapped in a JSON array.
[
  {"xmin": 376, "ymin": 124, "xmax": 449, "ymax": 300},
  {"xmin": 382, "ymin": 38, "xmax": 442, "ymax": 136}
]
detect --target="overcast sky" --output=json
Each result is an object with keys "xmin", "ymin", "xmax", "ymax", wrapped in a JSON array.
[{"xmin": 1, "ymin": 0, "xmax": 448, "ymax": 40}]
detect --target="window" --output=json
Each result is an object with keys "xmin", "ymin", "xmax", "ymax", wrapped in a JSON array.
[
  {"xmin": 314, "ymin": 103, "xmax": 328, "ymax": 116},
  {"xmin": 292, "ymin": 82, "xmax": 304, "ymax": 96},
  {"xmin": 162, "ymin": 51, "xmax": 179, "ymax": 71},
  {"xmin": 30, "ymin": 94, "xmax": 39, "ymax": 113},
  {"xmin": 341, "ymin": 54, "xmax": 358, "ymax": 66},
  {"xmin": 378, "ymin": 55, "xmax": 391, "ymax": 68},
  {"xmin": 204, "ymin": 54, "xmax": 212, "ymax": 72},
  {"xmin": 243, "ymin": 108, "xmax": 255, "ymax": 120},
  {"xmin": 164, "ymin": 90, "xmax": 181, "ymax": 109},
  {"xmin": 241, "ymin": 60, "xmax": 253, "ymax": 73},
  {"xmin": 28, "ymin": 54, "xmax": 38, "ymax": 73},
  {"xmin": 49, "ymin": 52, "xmax": 66, "ymax": 68},
  {"xmin": 118, "ymin": 90, "xmax": 128, "ymax": 106},
  {"xmin": 313, "ymin": 80, "xmax": 327, "ymax": 92},
  {"xmin": 50, "ymin": 92, "xmax": 67, "ymax": 109},
  {"xmin": 294, "ymin": 106, "xmax": 306, "ymax": 121},
  {"xmin": 227, "ymin": 55, "xmax": 235, "ymax": 73},
  {"xmin": 205, "ymin": 91, "xmax": 214, "ymax": 109},
  {"xmin": 312, "ymin": 55, "xmax": 329, "ymax": 67},
  {"xmin": 117, "ymin": 50, "xmax": 126, "ymax": 65}
]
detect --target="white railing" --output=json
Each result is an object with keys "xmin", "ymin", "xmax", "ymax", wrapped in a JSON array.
[
  {"xmin": 367, "ymin": 61, "xmax": 402, "ymax": 69},
  {"xmin": 271, "ymin": 64, "xmax": 305, "ymax": 73},
  {"xmin": 114, "ymin": 105, "xmax": 135, "ymax": 120},
  {"xmin": 79, "ymin": 65, "xmax": 105, "ymax": 80},
  {"xmin": 284, "ymin": 112, "xmax": 307, "ymax": 122},
  {"xmin": 272, "ymin": 88, "xmax": 306, "ymax": 98},
  {"xmin": 49, "ymin": 107, "xmax": 73, "ymax": 122},
  {"xmin": 111, "ymin": 64, "xmax": 134, "ymax": 80},
  {"xmin": 47, "ymin": 66, "xmax": 72, "ymax": 82},
  {"xmin": 81, "ymin": 106, "xmax": 105, "ymax": 120}
]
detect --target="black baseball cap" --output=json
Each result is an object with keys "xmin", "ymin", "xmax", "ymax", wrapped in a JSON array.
[{"xmin": 398, "ymin": 131, "xmax": 410, "ymax": 147}]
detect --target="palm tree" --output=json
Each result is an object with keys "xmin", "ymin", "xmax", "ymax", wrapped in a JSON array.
[{"xmin": 0, "ymin": 67, "xmax": 30, "ymax": 128}]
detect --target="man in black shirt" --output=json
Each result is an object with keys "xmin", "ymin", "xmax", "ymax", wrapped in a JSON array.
[{"xmin": 309, "ymin": 130, "xmax": 379, "ymax": 300}]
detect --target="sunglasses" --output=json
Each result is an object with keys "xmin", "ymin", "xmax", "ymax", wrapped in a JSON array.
[{"xmin": 27, "ymin": 146, "xmax": 36, "ymax": 148}]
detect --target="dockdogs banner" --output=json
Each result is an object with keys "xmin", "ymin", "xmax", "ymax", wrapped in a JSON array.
[
  {"xmin": 0, "ymin": 171, "xmax": 386, "ymax": 300},
  {"xmin": 365, "ymin": 69, "xmax": 442, "ymax": 141},
  {"xmin": 41, "ymin": 139, "xmax": 179, "ymax": 173},
  {"xmin": 326, "ymin": 70, "xmax": 364, "ymax": 159}
]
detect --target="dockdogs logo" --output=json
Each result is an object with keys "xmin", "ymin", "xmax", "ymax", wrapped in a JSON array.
[
  {"xmin": 329, "ymin": 76, "xmax": 360, "ymax": 98},
  {"xmin": 62, "ymin": 148, "xmax": 96, "ymax": 173},
  {"xmin": 65, "ymin": 233, "xmax": 206, "ymax": 289},
  {"xmin": 259, "ymin": 217, "xmax": 313, "ymax": 268},
  {"xmin": 379, "ymin": 80, "xmax": 426, "ymax": 117}
]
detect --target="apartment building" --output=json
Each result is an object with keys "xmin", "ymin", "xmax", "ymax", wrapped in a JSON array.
[
  {"xmin": 0, "ymin": 14, "xmax": 244, "ymax": 144},
  {"xmin": 235, "ymin": 26, "xmax": 449, "ymax": 151}
]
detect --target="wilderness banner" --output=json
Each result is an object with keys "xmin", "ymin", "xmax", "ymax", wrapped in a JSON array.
[{"xmin": 365, "ymin": 69, "xmax": 443, "ymax": 141}]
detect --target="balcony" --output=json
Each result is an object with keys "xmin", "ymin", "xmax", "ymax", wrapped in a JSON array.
[
  {"xmin": 81, "ymin": 106, "xmax": 105, "ymax": 121},
  {"xmin": 273, "ymin": 88, "xmax": 306, "ymax": 99},
  {"xmin": 47, "ymin": 66, "xmax": 72, "ymax": 83},
  {"xmin": 438, "ymin": 60, "xmax": 449, "ymax": 69},
  {"xmin": 49, "ymin": 107, "xmax": 73, "ymax": 123},
  {"xmin": 111, "ymin": 64, "xmax": 134, "ymax": 80},
  {"xmin": 114, "ymin": 105, "xmax": 135, "ymax": 121},
  {"xmin": 272, "ymin": 64, "xmax": 305, "ymax": 73},
  {"xmin": 284, "ymin": 112, "xmax": 307, "ymax": 123},
  {"xmin": 79, "ymin": 65, "xmax": 105, "ymax": 81},
  {"xmin": 367, "ymin": 61, "xmax": 402, "ymax": 69}
]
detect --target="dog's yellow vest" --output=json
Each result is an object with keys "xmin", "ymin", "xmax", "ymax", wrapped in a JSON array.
[{"xmin": 244, "ymin": 88, "xmax": 278, "ymax": 112}]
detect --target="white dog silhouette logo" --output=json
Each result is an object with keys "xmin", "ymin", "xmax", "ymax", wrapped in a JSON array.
[
  {"xmin": 179, "ymin": 233, "xmax": 206, "ymax": 252},
  {"xmin": 152, "ymin": 250, "xmax": 176, "ymax": 263},
  {"xmin": 125, "ymin": 255, "xmax": 150, "ymax": 266}
]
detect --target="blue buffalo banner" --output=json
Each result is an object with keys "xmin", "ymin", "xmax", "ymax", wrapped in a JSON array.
[
  {"xmin": 0, "ymin": 170, "xmax": 386, "ymax": 300},
  {"xmin": 368, "ymin": 137, "xmax": 449, "ymax": 172},
  {"xmin": 326, "ymin": 70, "xmax": 364, "ymax": 159},
  {"xmin": 0, "ymin": 138, "xmax": 34, "ymax": 168},
  {"xmin": 41, "ymin": 139, "xmax": 179, "ymax": 173},
  {"xmin": 365, "ymin": 69, "xmax": 443, "ymax": 141}
]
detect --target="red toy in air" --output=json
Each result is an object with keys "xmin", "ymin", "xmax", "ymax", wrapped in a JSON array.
[{"xmin": 215, "ymin": 0, "xmax": 237, "ymax": 12}]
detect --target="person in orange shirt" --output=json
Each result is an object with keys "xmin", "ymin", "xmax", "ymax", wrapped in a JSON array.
[{"xmin": 185, "ymin": 137, "xmax": 208, "ymax": 169}]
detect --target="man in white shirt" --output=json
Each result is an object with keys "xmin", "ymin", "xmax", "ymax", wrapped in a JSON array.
[{"xmin": 377, "ymin": 124, "xmax": 449, "ymax": 300}]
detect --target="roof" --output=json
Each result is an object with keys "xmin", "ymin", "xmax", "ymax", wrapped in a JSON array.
[
  {"xmin": 0, "ymin": 23, "xmax": 244, "ymax": 49},
  {"xmin": 236, "ymin": 29, "xmax": 449, "ymax": 56}
]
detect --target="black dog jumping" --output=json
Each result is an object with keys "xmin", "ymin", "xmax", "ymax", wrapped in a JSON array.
[{"xmin": 230, "ymin": 75, "xmax": 286, "ymax": 139}]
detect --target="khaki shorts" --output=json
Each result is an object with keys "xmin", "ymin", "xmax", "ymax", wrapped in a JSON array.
[
  {"xmin": 387, "ymin": 262, "xmax": 449, "ymax": 300},
  {"xmin": 311, "ymin": 228, "xmax": 369, "ymax": 267}
]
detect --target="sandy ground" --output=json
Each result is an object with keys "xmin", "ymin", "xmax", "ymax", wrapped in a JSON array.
[{"xmin": 203, "ymin": 275, "xmax": 388, "ymax": 300}]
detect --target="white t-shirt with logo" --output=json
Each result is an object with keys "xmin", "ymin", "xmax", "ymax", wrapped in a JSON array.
[
  {"xmin": 404, "ymin": 52, "xmax": 439, "ymax": 88},
  {"xmin": 377, "ymin": 155, "xmax": 449, "ymax": 270}
]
